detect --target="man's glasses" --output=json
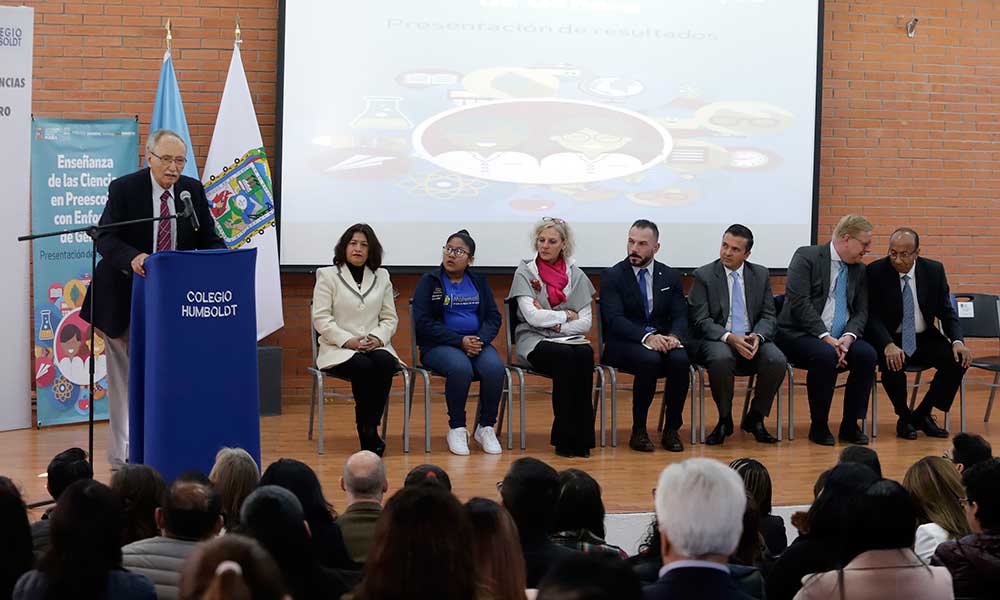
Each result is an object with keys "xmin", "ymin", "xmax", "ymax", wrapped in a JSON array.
[
  {"xmin": 442, "ymin": 246, "xmax": 469, "ymax": 258},
  {"xmin": 850, "ymin": 236, "xmax": 872, "ymax": 249},
  {"xmin": 889, "ymin": 250, "xmax": 915, "ymax": 260},
  {"xmin": 149, "ymin": 151, "xmax": 187, "ymax": 166}
]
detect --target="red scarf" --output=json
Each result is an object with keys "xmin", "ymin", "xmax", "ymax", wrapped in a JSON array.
[{"xmin": 536, "ymin": 256, "xmax": 568, "ymax": 307}]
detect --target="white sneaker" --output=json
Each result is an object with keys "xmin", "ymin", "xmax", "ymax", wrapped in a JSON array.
[
  {"xmin": 447, "ymin": 427, "xmax": 470, "ymax": 455},
  {"xmin": 474, "ymin": 425, "xmax": 503, "ymax": 455}
]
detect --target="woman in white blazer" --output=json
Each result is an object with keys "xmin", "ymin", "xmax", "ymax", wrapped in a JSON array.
[{"xmin": 312, "ymin": 224, "xmax": 400, "ymax": 455}]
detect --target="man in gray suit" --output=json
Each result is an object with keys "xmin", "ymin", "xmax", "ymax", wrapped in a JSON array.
[
  {"xmin": 689, "ymin": 225, "xmax": 786, "ymax": 445},
  {"xmin": 776, "ymin": 214, "xmax": 877, "ymax": 446}
]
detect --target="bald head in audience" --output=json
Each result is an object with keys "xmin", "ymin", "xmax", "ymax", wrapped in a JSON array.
[{"xmin": 341, "ymin": 451, "xmax": 388, "ymax": 505}]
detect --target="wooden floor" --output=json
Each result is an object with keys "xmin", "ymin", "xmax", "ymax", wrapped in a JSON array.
[{"xmin": 3, "ymin": 376, "xmax": 997, "ymax": 517}]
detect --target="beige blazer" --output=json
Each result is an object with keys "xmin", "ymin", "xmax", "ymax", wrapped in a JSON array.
[
  {"xmin": 312, "ymin": 265, "xmax": 400, "ymax": 370},
  {"xmin": 794, "ymin": 549, "xmax": 953, "ymax": 600}
]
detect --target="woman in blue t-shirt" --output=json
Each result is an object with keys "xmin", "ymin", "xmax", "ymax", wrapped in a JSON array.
[{"xmin": 412, "ymin": 230, "xmax": 505, "ymax": 455}]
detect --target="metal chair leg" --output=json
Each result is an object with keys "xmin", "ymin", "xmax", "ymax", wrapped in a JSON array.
[
  {"xmin": 871, "ymin": 372, "xmax": 878, "ymax": 438},
  {"xmin": 985, "ymin": 372, "xmax": 1000, "ymax": 422},
  {"xmin": 698, "ymin": 368, "xmax": 706, "ymax": 444},
  {"xmin": 504, "ymin": 369, "xmax": 514, "ymax": 450},
  {"xmin": 402, "ymin": 370, "xmax": 411, "ymax": 453},
  {"xmin": 777, "ymin": 384, "xmax": 783, "ymax": 442},
  {"xmin": 593, "ymin": 367, "xmax": 605, "ymax": 447},
  {"xmin": 908, "ymin": 370, "xmax": 923, "ymax": 410},
  {"xmin": 960, "ymin": 380, "xmax": 966, "ymax": 433},
  {"xmin": 787, "ymin": 367, "xmax": 795, "ymax": 441},
  {"xmin": 690, "ymin": 368, "xmax": 697, "ymax": 445},
  {"xmin": 511, "ymin": 367, "xmax": 526, "ymax": 450},
  {"xmin": 317, "ymin": 377, "xmax": 325, "ymax": 455},
  {"xmin": 422, "ymin": 370, "xmax": 432, "ymax": 453},
  {"xmin": 609, "ymin": 369, "xmax": 618, "ymax": 447},
  {"xmin": 596, "ymin": 367, "xmax": 607, "ymax": 447},
  {"xmin": 308, "ymin": 373, "xmax": 317, "ymax": 440}
]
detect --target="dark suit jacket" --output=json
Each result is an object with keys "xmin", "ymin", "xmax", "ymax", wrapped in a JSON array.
[
  {"xmin": 644, "ymin": 566, "xmax": 756, "ymax": 600},
  {"xmin": 777, "ymin": 243, "xmax": 868, "ymax": 341},
  {"xmin": 81, "ymin": 168, "xmax": 225, "ymax": 338},
  {"xmin": 599, "ymin": 259, "xmax": 688, "ymax": 355},
  {"xmin": 688, "ymin": 259, "xmax": 777, "ymax": 342},
  {"xmin": 865, "ymin": 256, "xmax": 962, "ymax": 351}
]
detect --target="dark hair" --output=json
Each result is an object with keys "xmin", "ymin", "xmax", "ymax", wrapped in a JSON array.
[
  {"xmin": 890, "ymin": 227, "xmax": 920, "ymax": 250},
  {"xmin": 332, "ymin": 223, "xmax": 382, "ymax": 269},
  {"xmin": 179, "ymin": 534, "xmax": 287, "ymax": 600},
  {"xmin": 964, "ymin": 458, "xmax": 1000, "ymax": 531},
  {"xmin": 58, "ymin": 324, "xmax": 82, "ymax": 343},
  {"xmin": 162, "ymin": 480, "xmax": 222, "ymax": 541},
  {"xmin": 537, "ymin": 553, "xmax": 642, "ymax": 600},
  {"xmin": 732, "ymin": 492, "xmax": 762, "ymax": 567},
  {"xmin": 110, "ymin": 464, "xmax": 166, "ymax": 545},
  {"xmin": 38, "ymin": 480, "xmax": 124, "ymax": 600},
  {"xmin": 464, "ymin": 498, "xmax": 526, "ymax": 600},
  {"xmin": 953, "ymin": 433, "xmax": 993, "ymax": 471},
  {"xmin": 807, "ymin": 462, "xmax": 880, "ymax": 539},
  {"xmin": 729, "ymin": 458, "xmax": 773, "ymax": 515},
  {"xmin": 0, "ymin": 476, "xmax": 33, "ymax": 600},
  {"xmin": 839, "ymin": 446, "xmax": 883, "ymax": 478},
  {"xmin": 630, "ymin": 219, "xmax": 659, "ymax": 240},
  {"xmin": 724, "ymin": 223, "xmax": 755, "ymax": 251},
  {"xmin": 843, "ymin": 479, "xmax": 918, "ymax": 563},
  {"xmin": 635, "ymin": 516, "xmax": 662, "ymax": 562},
  {"xmin": 554, "ymin": 469, "xmax": 607, "ymax": 539},
  {"xmin": 239, "ymin": 485, "xmax": 318, "ymax": 600},
  {"xmin": 501, "ymin": 457, "xmax": 561, "ymax": 543},
  {"xmin": 46, "ymin": 447, "xmax": 93, "ymax": 501},
  {"xmin": 358, "ymin": 484, "xmax": 478, "ymax": 600},
  {"xmin": 447, "ymin": 229, "xmax": 476, "ymax": 257},
  {"xmin": 404, "ymin": 464, "xmax": 452, "ymax": 491}
]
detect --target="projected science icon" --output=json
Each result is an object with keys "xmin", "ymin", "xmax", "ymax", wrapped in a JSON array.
[{"xmin": 414, "ymin": 99, "xmax": 672, "ymax": 185}]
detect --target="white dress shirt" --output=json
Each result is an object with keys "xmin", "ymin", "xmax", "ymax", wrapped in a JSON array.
[
  {"xmin": 897, "ymin": 261, "xmax": 928, "ymax": 334},
  {"xmin": 721, "ymin": 264, "xmax": 750, "ymax": 342},
  {"xmin": 150, "ymin": 172, "xmax": 177, "ymax": 251},
  {"xmin": 820, "ymin": 241, "xmax": 856, "ymax": 340}
]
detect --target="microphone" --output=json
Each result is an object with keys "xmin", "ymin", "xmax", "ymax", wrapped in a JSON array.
[{"xmin": 179, "ymin": 191, "xmax": 200, "ymax": 231}]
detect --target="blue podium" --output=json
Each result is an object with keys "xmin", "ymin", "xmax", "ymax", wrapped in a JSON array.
[{"xmin": 128, "ymin": 249, "xmax": 261, "ymax": 482}]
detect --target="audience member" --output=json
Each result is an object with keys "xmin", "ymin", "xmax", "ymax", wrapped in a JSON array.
[
  {"xmin": 30, "ymin": 447, "xmax": 93, "ymax": 556},
  {"xmin": 644, "ymin": 458, "xmax": 753, "ymax": 600},
  {"xmin": 838, "ymin": 446, "xmax": 882, "ymax": 477},
  {"xmin": 337, "ymin": 451, "xmax": 388, "ymax": 564},
  {"xmin": 903, "ymin": 456, "xmax": 970, "ymax": 561},
  {"xmin": 349, "ymin": 484, "xmax": 483, "ymax": 600},
  {"xmin": 13, "ymin": 479, "xmax": 155, "ymax": 600},
  {"xmin": 178, "ymin": 534, "xmax": 287, "ymax": 600},
  {"xmin": 766, "ymin": 463, "xmax": 879, "ymax": 600},
  {"xmin": 501, "ymin": 457, "xmax": 580, "ymax": 587},
  {"xmin": 950, "ymin": 432, "xmax": 993, "ymax": 474},
  {"xmin": 932, "ymin": 457, "xmax": 1000, "ymax": 599},
  {"xmin": 627, "ymin": 519, "xmax": 663, "ymax": 585},
  {"xmin": 538, "ymin": 553, "xmax": 642, "ymax": 600},
  {"xmin": 729, "ymin": 458, "xmax": 787, "ymax": 555},
  {"xmin": 403, "ymin": 463, "xmax": 452, "ymax": 490},
  {"xmin": 208, "ymin": 447, "xmax": 259, "ymax": 531},
  {"xmin": 729, "ymin": 494, "xmax": 766, "ymax": 600},
  {"xmin": 465, "ymin": 498, "xmax": 528, "ymax": 600},
  {"xmin": 795, "ymin": 480, "xmax": 952, "ymax": 600},
  {"xmin": 552, "ymin": 468, "xmax": 627, "ymax": 558},
  {"xmin": 259, "ymin": 458, "xmax": 353, "ymax": 569},
  {"xmin": 240, "ymin": 485, "xmax": 358, "ymax": 600},
  {"xmin": 122, "ymin": 479, "xmax": 224, "ymax": 600},
  {"xmin": 0, "ymin": 476, "xmax": 33, "ymax": 600},
  {"xmin": 112, "ymin": 464, "xmax": 168, "ymax": 546}
]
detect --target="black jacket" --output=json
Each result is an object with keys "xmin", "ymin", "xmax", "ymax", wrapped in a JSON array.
[
  {"xmin": 932, "ymin": 531, "xmax": 1000, "ymax": 599},
  {"xmin": 412, "ymin": 267, "xmax": 502, "ymax": 351},
  {"xmin": 644, "ymin": 566, "xmax": 756, "ymax": 600},
  {"xmin": 599, "ymin": 259, "xmax": 688, "ymax": 349}
]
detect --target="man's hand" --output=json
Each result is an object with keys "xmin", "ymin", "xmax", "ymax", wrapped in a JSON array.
[
  {"xmin": 823, "ymin": 334, "xmax": 846, "ymax": 367},
  {"xmin": 837, "ymin": 334, "xmax": 855, "ymax": 368},
  {"xmin": 461, "ymin": 335, "xmax": 483, "ymax": 357},
  {"xmin": 131, "ymin": 252, "xmax": 150, "ymax": 277},
  {"xmin": 648, "ymin": 334, "xmax": 681, "ymax": 353},
  {"xmin": 953, "ymin": 341, "xmax": 973, "ymax": 368},
  {"xmin": 726, "ymin": 334, "xmax": 757, "ymax": 360},
  {"xmin": 884, "ymin": 342, "xmax": 905, "ymax": 372}
]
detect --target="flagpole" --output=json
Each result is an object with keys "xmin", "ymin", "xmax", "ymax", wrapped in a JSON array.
[
  {"xmin": 164, "ymin": 18, "xmax": 172, "ymax": 53},
  {"xmin": 235, "ymin": 15, "xmax": 241, "ymax": 46}
]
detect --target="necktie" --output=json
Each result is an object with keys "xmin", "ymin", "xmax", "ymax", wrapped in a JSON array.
[
  {"xmin": 637, "ymin": 268, "xmax": 651, "ymax": 319},
  {"xmin": 901, "ymin": 274, "xmax": 917, "ymax": 356},
  {"xmin": 156, "ymin": 190, "xmax": 172, "ymax": 252},
  {"xmin": 730, "ymin": 271, "xmax": 748, "ymax": 335},
  {"xmin": 831, "ymin": 262, "xmax": 849, "ymax": 338}
]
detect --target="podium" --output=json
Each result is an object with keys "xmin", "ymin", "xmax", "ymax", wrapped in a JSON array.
[{"xmin": 128, "ymin": 248, "xmax": 261, "ymax": 482}]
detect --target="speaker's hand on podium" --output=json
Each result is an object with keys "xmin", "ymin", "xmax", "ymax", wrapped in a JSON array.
[{"xmin": 131, "ymin": 253, "xmax": 150, "ymax": 277}]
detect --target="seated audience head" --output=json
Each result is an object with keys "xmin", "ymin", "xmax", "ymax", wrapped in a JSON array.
[
  {"xmin": 464, "ymin": 497, "xmax": 526, "ymax": 600},
  {"xmin": 340, "ymin": 450, "xmax": 388, "ymax": 504},
  {"xmin": 962, "ymin": 457, "xmax": 1000, "ymax": 534},
  {"xmin": 441, "ymin": 229, "xmax": 476, "ymax": 277},
  {"xmin": 536, "ymin": 553, "xmax": 642, "ymax": 600},
  {"xmin": 951, "ymin": 432, "xmax": 993, "ymax": 474},
  {"xmin": 732, "ymin": 492, "xmax": 762, "ymax": 567},
  {"xmin": 831, "ymin": 213, "xmax": 873, "ymax": 263},
  {"xmin": 654, "ymin": 458, "xmax": 746, "ymax": 562},
  {"xmin": 209, "ymin": 446, "xmax": 260, "ymax": 531},
  {"xmin": 903, "ymin": 456, "xmax": 970, "ymax": 539},
  {"xmin": 554, "ymin": 468, "xmax": 607, "ymax": 539},
  {"xmin": 806, "ymin": 462, "xmax": 880, "ymax": 539},
  {"xmin": 729, "ymin": 458, "xmax": 774, "ymax": 515},
  {"xmin": 38, "ymin": 480, "xmax": 125, "ymax": 597},
  {"xmin": 240, "ymin": 485, "xmax": 312, "ymax": 575},
  {"xmin": 627, "ymin": 219, "xmax": 660, "ymax": 268},
  {"xmin": 46, "ymin": 447, "xmax": 93, "ymax": 501},
  {"xmin": 403, "ymin": 463, "xmax": 452, "ymax": 491},
  {"xmin": 533, "ymin": 217, "xmax": 574, "ymax": 262},
  {"xmin": 158, "ymin": 478, "xmax": 223, "ymax": 541},
  {"xmin": 259, "ymin": 458, "xmax": 337, "ymax": 532},
  {"xmin": 838, "ymin": 446, "xmax": 883, "ymax": 478},
  {"xmin": 720, "ymin": 224, "xmax": 754, "ymax": 271},
  {"xmin": 110, "ymin": 463, "xmax": 167, "ymax": 545},
  {"xmin": 179, "ymin": 534, "xmax": 288, "ymax": 600},
  {"xmin": 501, "ymin": 457, "xmax": 561, "ymax": 543},
  {"xmin": 333, "ymin": 223, "xmax": 382, "ymax": 270},
  {"xmin": 0, "ymin": 476, "xmax": 33, "ymax": 599},
  {"xmin": 358, "ymin": 484, "xmax": 478, "ymax": 600},
  {"xmin": 842, "ymin": 479, "xmax": 918, "ymax": 563}
]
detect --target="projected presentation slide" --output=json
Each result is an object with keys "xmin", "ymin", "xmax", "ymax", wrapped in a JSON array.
[{"xmin": 279, "ymin": 0, "xmax": 821, "ymax": 268}]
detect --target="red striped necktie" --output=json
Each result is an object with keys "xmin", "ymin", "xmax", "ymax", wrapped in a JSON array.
[{"xmin": 156, "ymin": 190, "xmax": 172, "ymax": 252}]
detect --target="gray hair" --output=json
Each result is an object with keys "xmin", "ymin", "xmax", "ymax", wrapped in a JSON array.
[
  {"xmin": 531, "ymin": 218, "xmax": 575, "ymax": 259},
  {"xmin": 343, "ymin": 451, "xmax": 386, "ymax": 500},
  {"xmin": 654, "ymin": 458, "xmax": 746, "ymax": 558},
  {"xmin": 146, "ymin": 128, "xmax": 186, "ymax": 154},
  {"xmin": 833, "ymin": 214, "xmax": 873, "ymax": 239}
]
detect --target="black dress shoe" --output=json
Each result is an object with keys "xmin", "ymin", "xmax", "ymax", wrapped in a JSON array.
[
  {"xmin": 896, "ymin": 418, "xmax": 918, "ymax": 440},
  {"xmin": 808, "ymin": 423, "xmax": 836, "ymax": 446},
  {"xmin": 629, "ymin": 429, "xmax": 655, "ymax": 452},
  {"xmin": 741, "ymin": 419, "xmax": 778, "ymax": 444},
  {"xmin": 661, "ymin": 429, "xmax": 684, "ymax": 452},
  {"xmin": 555, "ymin": 446, "xmax": 575, "ymax": 458},
  {"xmin": 838, "ymin": 425, "xmax": 870, "ymax": 445},
  {"xmin": 705, "ymin": 418, "xmax": 734, "ymax": 446},
  {"xmin": 916, "ymin": 414, "xmax": 949, "ymax": 438},
  {"xmin": 576, "ymin": 448, "xmax": 592, "ymax": 458},
  {"xmin": 357, "ymin": 425, "xmax": 386, "ymax": 457}
]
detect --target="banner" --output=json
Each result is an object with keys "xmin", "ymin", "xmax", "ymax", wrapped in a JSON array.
[
  {"xmin": 0, "ymin": 6, "xmax": 33, "ymax": 432},
  {"xmin": 31, "ymin": 117, "xmax": 139, "ymax": 427}
]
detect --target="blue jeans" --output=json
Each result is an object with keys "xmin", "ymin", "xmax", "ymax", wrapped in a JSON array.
[{"xmin": 420, "ymin": 344, "xmax": 505, "ymax": 429}]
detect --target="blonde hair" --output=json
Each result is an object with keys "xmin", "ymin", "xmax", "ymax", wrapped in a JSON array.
[
  {"xmin": 209, "ymin": 447, "xmax": 260, "ymax": 530},
  {"xmin": 903, "ymin": 456, "xmax": 970, "ymax": 540},
  {"xmin": 833, "ymin": 214, "xmax": 873, "ymax": 239},
  {"xmin": 531, "ymin": 219, "xmax": 575, "ymax": 258}
]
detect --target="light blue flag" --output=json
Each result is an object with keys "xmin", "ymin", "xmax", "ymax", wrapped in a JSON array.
[{"xmin": 149, "ymin": 51, "xmax": 199, "ymax": 179}]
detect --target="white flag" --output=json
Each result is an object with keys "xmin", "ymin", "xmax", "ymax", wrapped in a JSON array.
[{"xmin": 203, "ymin": 43, "xmax": 283, "ymax": 340}]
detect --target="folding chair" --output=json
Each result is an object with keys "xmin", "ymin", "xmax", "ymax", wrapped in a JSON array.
[{"xmin": 952, "ymin": 293, "xmax": 1000, "ymax": 423}]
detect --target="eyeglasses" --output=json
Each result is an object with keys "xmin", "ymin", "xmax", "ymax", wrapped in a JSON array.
[
  {"xmin": 442, "ymin": 245, "xmax": 469, "ymax": 258},
  {"xmin": 889, "ymin": 250, "xmax": 915, "ymax": 260},
  {"xmin": 542, "ymin": 216, "xmax": 566, "ymax": 225},
  {"xmin": 850, "ymin": 236, "xmax": 872, "ymax": 249},
  {"xmin": 149, "ymin": 151, "xmax": 187, "ymax": 166}
]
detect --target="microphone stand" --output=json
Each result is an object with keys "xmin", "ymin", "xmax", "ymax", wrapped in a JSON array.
[{"xmin": 18, "ymin": 205, "xmax": 192, "ymax": 467}]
